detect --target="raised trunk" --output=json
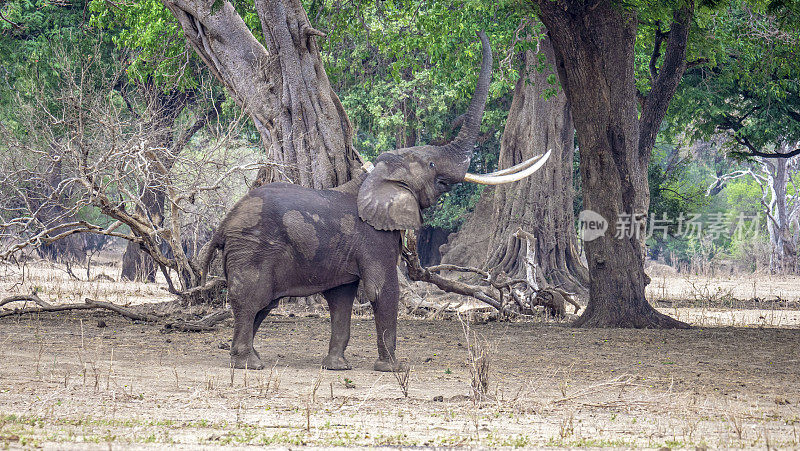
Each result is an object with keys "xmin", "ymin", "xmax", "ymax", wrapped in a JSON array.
[
  {"xmin": 441, "ymin": 40, "xmax": 587, "ymax": 292},
  {"xmin": 442, "ymin": 31, "xmax": 492, "ymax": 159},
  {"xmin": 164, "ymin": 0, "xmax": 362, "ymax": 189},
  {"xmin": 536, "ymin": 1, "xmax": 689, "ymax": 328}
]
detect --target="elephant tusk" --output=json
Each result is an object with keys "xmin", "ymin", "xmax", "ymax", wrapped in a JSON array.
[
  {"xmin": 483, "ymin": 153, "xmax": 547, "ymax": 177},
  {"xmin": 463, "ymin": 149, "xmax": 552, "ymax": 185}
]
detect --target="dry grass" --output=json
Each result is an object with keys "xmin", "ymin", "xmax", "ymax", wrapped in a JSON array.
[
  {"xmin": 646, "ymin": 268, "xmax": 800, "ymax": 304},
  {"xmin": 1, "ymin": 313, "xmax": 799, "ymax": 448},
  {"xmin": 1, "ymin": 254, "xmax": 174, "ymax": 307},
  {"xmin": 1, "ymin": 260, "xmax": 800, "ymax": 448}
]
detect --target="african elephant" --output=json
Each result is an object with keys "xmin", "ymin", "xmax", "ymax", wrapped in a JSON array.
[{"xmin": 202, "ymin": 31, "xmax": 550, "ymax": 372}]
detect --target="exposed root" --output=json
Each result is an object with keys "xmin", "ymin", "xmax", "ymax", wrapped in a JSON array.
[{"xmin": 572, "ymin": 304, "xmax": 691, "ymax": 329}]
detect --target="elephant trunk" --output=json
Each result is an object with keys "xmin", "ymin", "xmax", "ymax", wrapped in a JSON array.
[{"xmin": 443, "ymin": 30, "xmax": 492, "ymax": 161}]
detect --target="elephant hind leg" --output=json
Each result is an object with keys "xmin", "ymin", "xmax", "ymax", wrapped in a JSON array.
[
  {"xmin": 321, "ymin": 282, "xmax": 358, "ymax": 370},
  {"xmin": 228, "ymin": 270, "xmax": 271, "ymax": 370},
  {"xmin": 253, "ymin": 301, "xmax": 278, "ymax": 338}
]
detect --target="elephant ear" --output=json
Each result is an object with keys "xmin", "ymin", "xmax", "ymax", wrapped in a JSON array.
[{"xmin": 357, "ymin": 155, "xmax": 422, "ymax": 231}]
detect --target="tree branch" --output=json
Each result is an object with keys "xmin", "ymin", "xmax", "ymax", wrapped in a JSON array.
[
  {"xmin": 0, "ymin": 296, "xmax": 230, "ymax": 331},
  {"xmin": 639, "ymin": 2, "xmax": 694, "ymax": 161},
  {"xmin": 649, "ymin": 21, "xmax": 668, "ymax": 83},
  {"xmin": 170, "ymin": 93, "xmax": 224, "ymax": 156},
  {"xmin": 734, "ymin": 147, "xmax": 800, "ymax": 159},
  {"xmin": 0, "ymin": 294, "xmax": 52, "ymax": 309},
  {"xmin": 686, "ymin": 57, "xmax": 709, "ymax": 69},
  {"xmin": 0, "ymin": 10, "xmax": 22, "ymax": 28},
  {"xmin": 706, "ymin": 169, "xmax": 752, "ymax": 196},
  {"xmin": 401, "ymin": 231, "xmax": 527, "ymax": 317}
]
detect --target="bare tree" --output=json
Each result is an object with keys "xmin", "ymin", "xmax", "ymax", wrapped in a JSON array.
[
  {"xmin": 0, "ymin": 41, "xmax": 260, "ymax": 294},
  {"xmin": 708, "ymin": 140, "xmax": 800, "ymax": 273}
]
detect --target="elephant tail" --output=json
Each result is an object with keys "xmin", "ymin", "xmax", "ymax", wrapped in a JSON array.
[{"xmin": 200, "ymin": 230, "xmax": 225, "ymax": 286}]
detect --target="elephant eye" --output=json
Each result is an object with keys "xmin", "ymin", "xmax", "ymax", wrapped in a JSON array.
[{"xmin": 429, "ymin": 162, "xmax": 435, "ymax": 168}]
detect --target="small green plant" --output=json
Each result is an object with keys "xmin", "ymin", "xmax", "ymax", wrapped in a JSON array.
[{"xmin": 444, "ymin": 368, "xmax": 452, "ymax": 375}]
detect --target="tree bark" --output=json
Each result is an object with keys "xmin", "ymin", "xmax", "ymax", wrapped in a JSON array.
[
  {"xmin": 417, "ymin": 225, "xmax": 450, "ymax": 267},
  {"xmin": 761, "ymin": 145, "xmax": 798, "ymax": 274},
  {"xmin": 163, "ymin": 0, "xmax": 363, "ymax": 189},
  {"xmin": 485, "ymin": 42, "xmax": 587, "ymax": 292},
  {"xmin": 535, "ymin": 0, "xmax": 691, "ymax": 328},
  {"xmin": 442, "ymin": 39, "xmax": 587, "ymax": 292}
]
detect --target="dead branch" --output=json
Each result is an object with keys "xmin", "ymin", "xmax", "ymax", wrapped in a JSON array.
[
  {"xmin": 178, "ymin": 276, "xmax": 227, "ymax": 303},
  {"xmin": 426, "ymin": 264, "xmax": 490, "ymax": 279},
  {"xmin": 0, "ymin": 294, "xmax": 52, "ymax": 309},
  {"xmin": 83, "ymin": 298, "xmax": 160, "ymax": 322},
  {"xmin": 401, "ymin": 230, "xmax": 520, "ymax": 317},
  {"xmin": 402, "ymin": 229, "xmax": 580, "ymax": 320},
  {"xmin": 193, "ymin": 309, "xmax": 232, "ymax": 327},
  {"xmin": 0, "ymin": 296, "xmax": 230, "ymax": 331},
  {"xmin": 0, "ymin": 302, "xmax": 94, "ymax": 319}
]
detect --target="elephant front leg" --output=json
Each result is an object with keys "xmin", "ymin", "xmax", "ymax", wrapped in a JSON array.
[
  {"xmin": 364, "ymin": 270, "xmax": 408, "ymax": 372},
  {"xmin": 321, "ymin": 282, "xmax": 358, "ymax": 370}
]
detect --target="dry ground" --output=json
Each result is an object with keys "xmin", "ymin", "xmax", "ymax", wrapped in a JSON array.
[{"xmin": 1, "ymin": 262, "xmax": 800, "ymax": 449}]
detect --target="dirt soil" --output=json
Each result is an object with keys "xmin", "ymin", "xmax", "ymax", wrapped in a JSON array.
[{"xmin": 1, "ymin": 308, "xmax": 799, "ymax": 449}]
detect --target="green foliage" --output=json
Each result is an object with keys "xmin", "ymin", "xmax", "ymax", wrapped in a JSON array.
[
  {"xmin": 82, "ymin": 0, "xmax": 547, "ymax": 231},
  {"xmin": 646, "ymin": 142, "xmax": 713, "ymax": 262},
  {"xmin": 1, "ymin": 0, "xmax": 103, "ymax": 121},
  {"xmin": 88, "ymin": 0, "xmax": 190, "ymax": 89},
  {"xmin": 723, "ymin": 177, "xmax": 763, "ymax": 216},
  {"xmin": 666, "ymin": 0, "xmax": 800, "ymax": 155},
  {"xmin": 423, "ymin": 184, "xmax": 484, "ymax": 231},
  {"xmin": 310, "ymin": 0, "xmax": 542, "ymax": 229}
]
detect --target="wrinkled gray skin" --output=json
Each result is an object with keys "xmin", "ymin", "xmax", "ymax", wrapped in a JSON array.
[{"xmin": 203, "ymin": 32, "xmax": 492, "ymax": 372}]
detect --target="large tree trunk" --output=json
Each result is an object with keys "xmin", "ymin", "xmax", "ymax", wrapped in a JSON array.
[
  {"xmin": 417, "ymin": 226, "xmax": 450, "ymax": 267},
  {"xmin": 485, "ymin": 42, "xmax": 587, "ymax": 292},
  {"xmin": 164, "ymin": 0, "xmax": 362, "ymax": 189},
  {"xmin": 535, "ymin": 0, "xmax": 692, "ymax": 328},
  {"xmin": 440, "ymin": 40, "xmax": 587, "ymax": 292}
]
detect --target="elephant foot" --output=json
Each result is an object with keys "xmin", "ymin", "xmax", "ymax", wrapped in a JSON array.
[
  {"xmin": 230, "ymin": 350, "xmax": 265, "ymax": 370},
  {"xmin": 374, "ymin": 359, "xmax": 408, "ymax": 373},
  {"xmin": 321, "ymin": 354, "xmax": 352, "ymax": 370}
]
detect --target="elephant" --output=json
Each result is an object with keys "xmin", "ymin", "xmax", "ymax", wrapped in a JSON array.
[{"xmin": 201, "ymin": 31, "xmax": 551, "ymax": 372}]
